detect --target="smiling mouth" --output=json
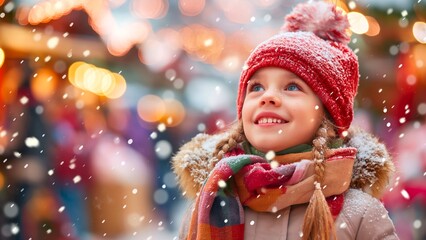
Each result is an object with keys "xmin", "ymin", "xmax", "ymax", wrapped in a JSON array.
[{"xmin": 256, "ymin": 117, "xmax": 288, "ymax": 124}]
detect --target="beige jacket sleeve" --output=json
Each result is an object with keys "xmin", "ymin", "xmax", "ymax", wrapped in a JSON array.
[
  {"xmin": 337, "ymin": 189, "xmax": 399, "ymax": 240},
  {"xmin": 355, "ymin": 198, "xmax": 399, "ymax": 240}
]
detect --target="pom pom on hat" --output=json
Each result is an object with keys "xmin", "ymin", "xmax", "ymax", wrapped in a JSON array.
[
  {"xmin": 237, "ymin": 0, "xmax": 359, "ymax": 135},
  {"xmin": 282, "ymin": 1, "xmax": 351, "ymax": 44}
]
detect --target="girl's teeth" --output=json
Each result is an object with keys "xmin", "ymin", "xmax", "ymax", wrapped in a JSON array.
[{"xmin": 259, "ymin": 118, "xmax": 282, "ymax": 124}]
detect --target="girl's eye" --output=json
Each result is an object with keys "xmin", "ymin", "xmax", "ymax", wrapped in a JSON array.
[
  {"xmin": 248, "ymin": 83, "xmax": 264, "ymax": 92},
  {"xmin": 286, "ymin": 83, "xmax": 301, "ymax": 91}
]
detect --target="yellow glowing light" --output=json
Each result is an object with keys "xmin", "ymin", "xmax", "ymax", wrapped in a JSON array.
[
  {"xmin": 413, "ymin": 21, "xmax": 426, "ymax": 44},
  {"xmin": 137, "ymin": 95, "xmax": 166, "ymax": 122},
  {"xmin": 347, "ymin": 12, "xmax": 369, "ymax": 34},
  {"xmin": 31, "ymin": 68, "xmax": 58, "ymax": 102},
  {"xmin": 68, "ymin": 61, "xmax": 84, "ymax": 86},
  {"xmin": 105, "ymin": 73, "xmax": 126, "ymax": 99},
  {"xmin": 68, "ymin": 61, "xmax": 126, "ymax": 99},
  {"xmin": 99, "ymin": 71, "xmax": 115, "ymax": 95},
  {"xmin": 83, "ymin": 67, "xmax": 105, "ymax": 95},
  {"xmin": 74, "ymin": 62, "xmax": 92, "ymax": 89},
  {"xmin": 0, "ymin": 48, "xmax": 5, "ymax": 68}
]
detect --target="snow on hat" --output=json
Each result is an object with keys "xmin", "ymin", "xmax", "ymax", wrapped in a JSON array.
[{"xmin": 237, "ymin": 1, "xmax": 359, "ymax": 135}]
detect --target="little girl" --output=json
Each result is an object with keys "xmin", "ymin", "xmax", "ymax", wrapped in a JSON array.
[{"xmin": 172, "ymin": 1, "xmax": 399, "ymax": 239}]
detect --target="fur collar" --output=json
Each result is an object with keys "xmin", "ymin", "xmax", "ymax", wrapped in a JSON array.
[{"xmin": 172, "ymin": 128, "xmax": 394, "ymax": 199}]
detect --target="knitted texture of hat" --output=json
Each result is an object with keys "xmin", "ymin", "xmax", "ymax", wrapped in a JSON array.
[{"xmin": 237, "ymin": 1, "xmax": 359, "ymax": 134}]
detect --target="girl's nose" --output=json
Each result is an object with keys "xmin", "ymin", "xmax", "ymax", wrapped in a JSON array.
[{"xmin": 259, "ymin": 89, "xmax": 281, "ymax": 106}]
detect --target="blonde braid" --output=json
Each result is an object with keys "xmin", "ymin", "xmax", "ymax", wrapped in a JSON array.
[
  {"xmin": 302, "ymin": 119, "xmax": 337, "ymax": 240},
  {"xmin": 212, "ymin": 121, "xmax": 245, "ymax": 162}
]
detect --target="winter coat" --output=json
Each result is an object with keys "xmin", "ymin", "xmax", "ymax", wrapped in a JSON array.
[{"xmin": 172, "ymin": 128, "xmax": 399, "ymax": 239}]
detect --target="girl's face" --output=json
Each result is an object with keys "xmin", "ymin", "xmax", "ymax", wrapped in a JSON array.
[{"xmin": 242, "ymin": 67, "xmax": 325, "ymax": 153}]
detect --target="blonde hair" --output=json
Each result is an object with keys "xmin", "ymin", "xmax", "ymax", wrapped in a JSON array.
[
  {"xmin": 213, "ymin": 119, "xmax": 339, "ymax": 240},
  {"xmin": 302, "ymin": 119, "xmax": 337, "ymax": 240},
  {"xmin": 212, "ymin": 121, "xmax": 245, "ymax": 163}
]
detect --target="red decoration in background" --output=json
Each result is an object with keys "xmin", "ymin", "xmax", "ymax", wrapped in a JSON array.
[{"xmin": 394, "ymin": 51, "xmax": 420, "ymax": 128}]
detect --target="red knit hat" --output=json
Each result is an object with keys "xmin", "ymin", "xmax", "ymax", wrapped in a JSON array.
[{"xmin": 237, "ymin": 1, "xmax": 359, "ymax": 135}]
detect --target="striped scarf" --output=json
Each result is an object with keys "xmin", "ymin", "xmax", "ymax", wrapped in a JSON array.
[{"xmin": 186, "ymin": 146, "xmax": 356, "ymax": 240}]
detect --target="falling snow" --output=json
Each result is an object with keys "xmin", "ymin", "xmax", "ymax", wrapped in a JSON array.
[
  {"xmin": 24, "ymin": 137, "xmax": 40, "ymax": 148},
  {"xmin": 401, "ymin": 189, "xmax": 410, "ymax": 200},
  {"xmin": 73, "ymin": 175, "xmax": 82, "ymax": 184}
]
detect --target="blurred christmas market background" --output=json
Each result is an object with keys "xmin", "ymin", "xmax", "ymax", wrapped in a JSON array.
[{"xmin": 0, "ymin": 0, "xmax": 425, "ymax": 239}]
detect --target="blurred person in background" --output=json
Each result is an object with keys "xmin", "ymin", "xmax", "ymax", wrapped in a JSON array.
[
  {"xmin": 83, "ymin": 98, "xmax": 172, "ymax": 239},
  {"xmin": 0, "ymin": 60, "xmax": 72, "ymax": 240}
]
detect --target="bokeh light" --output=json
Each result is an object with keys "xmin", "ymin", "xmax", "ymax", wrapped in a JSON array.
[
  {"xmin": 155, "ymin": 140, "xmax": 172, "ymax": 159},
  {"xmin": 180, "ymin": 24, "xmax": 225, "ymax": 64},
  {"xmin": 0, "ymin": 48, "xmax": 4, "ymax": 68},
  {"xmin": 185, "ymin": 77, "xmax": 233, "ymax": 113},
  {"xmin": 413, "ymin": 21, "xmax": 426, "ymax": 44},
  {"xmin": 137, "ymin": 95, "xmax": 166, "ymax": 122},
  {"xmin": 0, "ymin": 66, "xmax": 23, "ymax": 104},
  {"xmin": 139, "ymin": 28, "xmax": 182, "ymax": 72},
  {"xmin": 68, "ymin": 61, "xmax": 127, "ymax": 99},
  {"xmin": 131, "ymin": 0, "xmax": 168, "ymax": 19},
  {"xmin": 413, "ymin": 44, "xmax": 426, "ymax": 73},
  {"xmin": 178, "ymin": 0, "xmax": 205, "ymax": 16},
  {"xmin": 365, "ymin": 16, "xmax": 380, "ymax": 36},
  {"xmin": 162, "ymin": 98, "xmax": 186, "ymax": 127},
  {"xmin": 347, "ymin": 12, "xmax": 369, "ymax": 34},
  {"xmin": 106, "ymin": 20, "xmax": 152, "ymax": 57},
  {"xmin": 106, "ymin": 73, "xmax": 127, "ymax": 99},
  {"xmin": 30, "ymin": 67, "xmax": 59, "ymax": 102},
  {"xmin": 28, "ymin": 0, "xmax": 83, "ymax": 25},
  {"xmin": 218, "ymin": 0, "xmax": 255, "ymax": 24}
]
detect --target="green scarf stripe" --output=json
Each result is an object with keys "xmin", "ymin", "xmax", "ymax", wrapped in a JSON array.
[{"xmin": 227, "ymin": 155, "xmax": 256, "ymax": 173}]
